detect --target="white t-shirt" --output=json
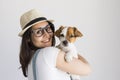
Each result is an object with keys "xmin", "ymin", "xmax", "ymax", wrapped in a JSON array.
[{"xmin": 28, "ymin": 47, "xmax": 71, "ymax": 80}]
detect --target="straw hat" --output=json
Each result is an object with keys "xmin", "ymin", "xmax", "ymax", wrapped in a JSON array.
[{"xmin": 18, "ymin": 9, "xmax": 54, "ymax": 37}]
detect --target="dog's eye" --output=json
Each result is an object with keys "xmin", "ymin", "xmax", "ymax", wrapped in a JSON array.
[
  {"xmin": 60, "ymin": 34, "xmax": 64, "ymax": 37},
  {"xmin": 70, "ymin": 35, "xmax": 74, "ymax": 38}
]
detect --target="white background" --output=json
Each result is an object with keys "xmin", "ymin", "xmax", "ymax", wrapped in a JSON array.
[{"xmin": 0, "ymin": 0, "xmax": 120, "ymax": 80}]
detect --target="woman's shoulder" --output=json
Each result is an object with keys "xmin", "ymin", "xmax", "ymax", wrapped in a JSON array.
[
  {"xmin": 42, "ymin": 47, "xmax": 60, "ymax": 52},
  {"xmin": 37, "ymin": 47, "xmax": 60, "ymax": 55},
  {"xmin": 37, "ymin": 47, "xmax": 61, "ymax": 68}
]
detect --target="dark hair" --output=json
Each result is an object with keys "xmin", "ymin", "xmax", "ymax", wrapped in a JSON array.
[{"xmin": 19, "ymin": 21, "xmax": 55, "ymax": 77}]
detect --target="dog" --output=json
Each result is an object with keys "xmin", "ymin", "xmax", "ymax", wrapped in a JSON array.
[{"xmin": 55, "ymin": 26, "xmax": 83, "ymax": 80}]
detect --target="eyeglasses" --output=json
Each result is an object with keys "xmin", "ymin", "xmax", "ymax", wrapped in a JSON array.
[{"xmin": 31, "ymin": 24, "xmax": 53, "ymax": 37}]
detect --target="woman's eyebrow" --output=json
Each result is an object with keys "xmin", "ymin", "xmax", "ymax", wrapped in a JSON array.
[{"xmin": 32, "ymin": 24, "xmax": 49, "ymax": 30}]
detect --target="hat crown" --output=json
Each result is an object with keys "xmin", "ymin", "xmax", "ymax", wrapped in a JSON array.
[
  {"xmin": 18, "ymin": 9, "xmax": 54, "ymax": 37},
  {"xmin": 20, "ymin": 9, "xmax": 44, "ymax": 29}
]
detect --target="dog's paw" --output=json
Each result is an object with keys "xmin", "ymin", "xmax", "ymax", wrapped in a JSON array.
[
  {"xmin": 65, "ymin": 54, "xmax": 73, "ymax": 62},
  {"xmin": 71, "ymin": 74, "xmax": 80, "ymax": 80}
]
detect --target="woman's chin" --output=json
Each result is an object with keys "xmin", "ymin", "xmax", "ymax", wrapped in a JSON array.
[{"xmin": 43, "ymin": 42, "xmax": 52, "ymax": 47}]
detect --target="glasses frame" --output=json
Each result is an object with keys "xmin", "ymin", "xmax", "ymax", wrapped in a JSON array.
[{"xmin": 31, "ymin": 24, "xmax": 53, "ymax": 37}]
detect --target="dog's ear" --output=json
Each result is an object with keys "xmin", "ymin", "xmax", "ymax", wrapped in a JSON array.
[
  {"xmin": 73, "ymin": 27, "xmax": 83, "ymax": 37},
  {"xmin": 55, "ymin": 26, "xmax": 64, "ymax": 37}
]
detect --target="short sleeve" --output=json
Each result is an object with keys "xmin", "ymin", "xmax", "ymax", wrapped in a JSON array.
[{"xmin": 42, "ymin": 47, "xmax": 60, "ymax": 68}]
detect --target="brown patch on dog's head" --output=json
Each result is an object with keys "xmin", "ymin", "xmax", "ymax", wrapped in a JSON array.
[
  {"xmin": 67, "ymin": 27, "xmax": 83, "ymax": 43},
  {"xmin": 55, "ymin": 26, "xmax": 64, "ymax": 37}
]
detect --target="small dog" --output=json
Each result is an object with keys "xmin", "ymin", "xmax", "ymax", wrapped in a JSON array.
[{"xmin": 55, "ymin": 26, "xmax": 83, "ymax": 80}]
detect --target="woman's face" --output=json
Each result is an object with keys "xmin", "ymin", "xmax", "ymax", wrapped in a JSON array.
[{"xmin": 31, "ymin": 21, "xmax": 53, "ymax": 48}]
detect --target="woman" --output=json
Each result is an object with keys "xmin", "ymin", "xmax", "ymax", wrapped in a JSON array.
[{"xmin": 19, "ymin": 9, "xmax": 91, "ymax": 80}]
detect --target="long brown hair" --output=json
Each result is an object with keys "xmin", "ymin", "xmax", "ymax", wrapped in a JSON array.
[{"xmin": 19, "ymin": 21, "xmax": 55, "ymax": 77}]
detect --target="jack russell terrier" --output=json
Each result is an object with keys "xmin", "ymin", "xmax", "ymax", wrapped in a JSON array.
[{"xmin": 55, "ymin": 26, "xmax": 83, "ymax": 80}]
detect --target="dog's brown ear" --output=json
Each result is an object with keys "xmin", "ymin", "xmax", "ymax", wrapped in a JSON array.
[
  {"xmin": 55, "ymin": 26, "xmax": 64, "ymax": 37},
  {"xmin": 73, "ymin": 27, "xmax": 83, "ymax": 37}
]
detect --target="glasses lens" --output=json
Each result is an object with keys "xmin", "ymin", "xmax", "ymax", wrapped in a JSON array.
[
  {"xmin": 45, "ymin": 25, "xmax": 53, "ymax": 33},
  {"xmin": 34, "ymin": 29, "xmax": 43, "ymax": 37}
]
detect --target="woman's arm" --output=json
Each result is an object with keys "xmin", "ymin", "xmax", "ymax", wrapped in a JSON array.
[{"xmin": 56, "ymin": 50, "xmax": 91, "ymax": 76}]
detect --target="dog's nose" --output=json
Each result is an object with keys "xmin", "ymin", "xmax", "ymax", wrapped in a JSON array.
[{"xmin": 63, "ymin": 40, "xmax": 68, "ymax": 46}]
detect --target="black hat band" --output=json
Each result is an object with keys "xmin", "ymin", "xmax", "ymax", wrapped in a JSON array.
[{"xmin": 24, "ymin": 17, "xmax": 47, "ymax": 29}]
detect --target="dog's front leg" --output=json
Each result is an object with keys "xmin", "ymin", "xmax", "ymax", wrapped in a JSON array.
[{"xmin": 65, "ymin": 52, "xmax": 73, "ymax": 62}]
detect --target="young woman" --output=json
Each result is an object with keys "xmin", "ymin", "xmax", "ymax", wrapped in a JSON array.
[{"xmin": 19, "ymin": 9, "xmax": 91, "ymax": 80}]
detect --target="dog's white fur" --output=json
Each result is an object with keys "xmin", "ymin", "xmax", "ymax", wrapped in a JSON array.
[
  {"xmin": 55, "ymin": 26, "xmax": 82, "ymax": 80},
  {"xmin": 57, "ymin": 27, "xmax": 78, "ymax": 62}
]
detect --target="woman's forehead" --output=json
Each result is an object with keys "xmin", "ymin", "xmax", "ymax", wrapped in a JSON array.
[{"xmin": 32, "ymin": 21, "xmax": 48, "ymax": 29}]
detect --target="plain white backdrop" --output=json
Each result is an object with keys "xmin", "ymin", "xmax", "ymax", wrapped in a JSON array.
[{"xmin": 0, "ymin": 0, "xmax": 120, "ymax": 80}]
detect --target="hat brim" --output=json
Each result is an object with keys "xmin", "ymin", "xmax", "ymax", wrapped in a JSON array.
[{"xmin": 18, "ymin": 20, "xmax": 54, "ymax": 37}]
